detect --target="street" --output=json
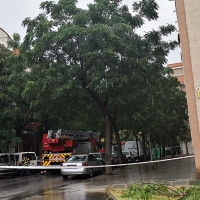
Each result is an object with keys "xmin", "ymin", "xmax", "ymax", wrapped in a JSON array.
[{"xmin": 0, "ymin": 156, "xmax": 196, "ymax": 200}]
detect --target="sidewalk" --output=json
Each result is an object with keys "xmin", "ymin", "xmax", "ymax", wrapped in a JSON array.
[{"xmin": 103, "ymin": 156, "xmax": 198, "ymax": 199}]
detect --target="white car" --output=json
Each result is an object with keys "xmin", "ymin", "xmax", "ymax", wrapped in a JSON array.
[
  {"xmin": 122, "ymin": 151, "xmax": 135, "ymax": 163},
  {"xmin": 60, "ymin": 154, "xmax": 104, "ymax": 179},
  {"xmin": 89, "ymin": 152, "xmax": 106, "ymax": 165}
]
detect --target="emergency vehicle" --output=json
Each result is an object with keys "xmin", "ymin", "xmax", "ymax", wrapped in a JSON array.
[{"xmin": 42, "ymin": 129, "xmax": 99, "ymax": 166}]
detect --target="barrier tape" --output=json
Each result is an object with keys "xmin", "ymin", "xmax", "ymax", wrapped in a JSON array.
[{"xmin": 0, "ymin": 155, "xmax": 194, "ymax": 170}]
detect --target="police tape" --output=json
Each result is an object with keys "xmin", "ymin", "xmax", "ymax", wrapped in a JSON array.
[{"xmin": 0, "ymin": 155, "xmax": 194, "ymax": 170}]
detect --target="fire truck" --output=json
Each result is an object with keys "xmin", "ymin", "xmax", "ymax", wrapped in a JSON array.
[{"xmin": 42, "ymin": 129, "xmax": 99, "ymax": 166}]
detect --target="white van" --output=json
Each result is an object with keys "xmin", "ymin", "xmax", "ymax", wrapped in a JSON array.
[
  {"xmin": 124, "ymin": 141, "xmax": 144, "ymax": 161},
  {"xmin": 0, "ymin": 153, "xmax": 17, "ymax": 178},
  {"xmin": 14, "ymin": 152, "xmax": 37, "ymax": 166}
]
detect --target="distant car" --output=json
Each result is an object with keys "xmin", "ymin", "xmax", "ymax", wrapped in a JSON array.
[
  {"xmin": 111, "ymin": 152, "xmax": 128, "ymax": 165},
  {"xmin": 89, "ymin": 152, "xmax": 106, "ymax": 165},
  {"xmin": 60, "ymin": 154, "xmax": 104, "ymax": 179},
  {"xmin": 111, "ymin": 152, "xmax": 119, "ymax": 164},
  {"xmin": 122, "ymin": 151, "xmax": 135, "ymax": 163}
]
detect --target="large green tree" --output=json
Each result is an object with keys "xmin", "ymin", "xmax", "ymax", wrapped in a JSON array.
[
  {"xmin": 20, "ymin": 0, "xmax": 178, "ymax": 173},
  {"xmin": 0, "ymin": 35, "xmax": 26, "ymax": 152}
]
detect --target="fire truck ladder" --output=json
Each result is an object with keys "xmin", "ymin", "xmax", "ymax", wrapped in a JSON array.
[{"xmin": 48, "ymin": 129, "xmax": 99, "ymax": 142}]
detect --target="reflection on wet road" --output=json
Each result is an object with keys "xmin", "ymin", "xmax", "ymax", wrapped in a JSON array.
[{"xmin": 0, "ymin": 173, "xmax": 107, "ymax": 200}]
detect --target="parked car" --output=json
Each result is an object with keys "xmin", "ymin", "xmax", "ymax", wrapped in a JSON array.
[
  {"xmin": 111, "ymin": 152, "xmax": 128, "ymax": 165},
  {"xmin": 111, "ymin": 152, "xmax": 119, "ymax": 164},
  {"xmin": 60, "ymin": 154, "xmax": 104, "ymax": 179},
  {"xmin": 0, "ymin": 153, "xmax": 17, "ymax": 178},
  {"xmin": 122, "ymin": 151, "xmax": 135, "ymax": 163},
  {"xmin": 89, "ymin": 152, "xmax": 106, "ymax": 165}
]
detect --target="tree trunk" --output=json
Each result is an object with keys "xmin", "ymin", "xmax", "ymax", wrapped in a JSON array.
[
  {"xmin": 141, "ymin": 132, "xmax": 147, "ymax": 161},
  {"xmin": 171, "ymin": 147, "xmax": 175, "ymax": 158},
  {"xmin": 161, "ymin": 136, "xmax": 166, "ymax": 157},
  {"xmin": 111, "ymin": 116, "xmax": 123, "ymax": 165},
  {"xmin": 151, "ymin": 135, "xmax": 156, "ymax": 148},
  {"xmin": 83, "ymin": 89, "xmax": 112, "ymax": 174},
  {"xmin": 115, "ymin": 134, "xmax": 123, "ymax": 164},
  {"xmin": 185, "ymin": 142, "xmax": 189, "ymax": 155},
  {"xmin": 104, "ymin": 115, "xmax": 112, "ymax": 175}
]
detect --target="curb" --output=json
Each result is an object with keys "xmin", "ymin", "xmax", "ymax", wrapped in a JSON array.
[
  {"xmin": 105, "ymin": 184, "xmax": 130, "ymax": 200},
  {"xmin": 105, "ymin": 187, "xmax": 117, "ymax": 200},
  {"xmin": 166, "ymin": 179, "xmax": 200, "ymax": 186}
]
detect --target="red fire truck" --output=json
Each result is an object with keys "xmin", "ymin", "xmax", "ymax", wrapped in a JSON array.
[{"xmin": 42, "ymin": 129, "xmax": 99, "ymax": 166}]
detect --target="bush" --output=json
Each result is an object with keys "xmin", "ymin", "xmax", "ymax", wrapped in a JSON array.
[{"xmin": 110, "ymin": 182, "xmax": 200, "ymax": 200}]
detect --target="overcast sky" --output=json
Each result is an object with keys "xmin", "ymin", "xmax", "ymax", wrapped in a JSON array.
[{"xmin": 0, "ymin": 0, "xmax": 181, "ymax": 64}]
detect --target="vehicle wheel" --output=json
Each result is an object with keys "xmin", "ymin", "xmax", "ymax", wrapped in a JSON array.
[
  {"xmin": 62, "ymin": 175, "xmax": 68, "ymax": 179},
  {"xmin": 88, "ymin": 168, "xmax": 93, "ymax": 178}
]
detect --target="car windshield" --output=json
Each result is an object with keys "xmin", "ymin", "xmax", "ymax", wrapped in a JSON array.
[
  {"xmin": 123, "ymin": 152, "xmax": 129, "ymax": 155},
  {"xmin": 22, "ymin": 153, "xmax": 36, "ymax": 160},
  {"xmin": 92, "ymin": 154, "xmax": 100, "ymax": 159},
  {"xmin": 66, "ymin": 155, "xmax": 86, "ymax": 162}
]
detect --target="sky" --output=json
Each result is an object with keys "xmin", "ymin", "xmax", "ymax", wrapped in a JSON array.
[{"xmin": 0, "ymin": 0, "xmax": 181, "ymax": 64}]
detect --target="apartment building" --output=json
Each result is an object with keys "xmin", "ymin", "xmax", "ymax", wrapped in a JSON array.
[
  {"xmin": 170, "ymin": 0, "xmax": 200, "ymax": 177},
  {"xmin": 0, "ymin": 27, "xmax": 11, "ymax": 46},
  {"xmin": 168, "ymin": 62, "xmax": 185, "ymax": 91}
]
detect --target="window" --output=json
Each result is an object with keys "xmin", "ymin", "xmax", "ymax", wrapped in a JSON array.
[
  {"xmin": 15, "ymin": 155, "xmax": 19, "ymax": 162},
  {"xmin": 25, "ymin": 153, "xmax": 36, "ymax": 160},
  {"xmin": 67, "ymin": 156, "xmax": 86, "ymax": 162},
  {"xmin": 0, "ymin": 155, "xmax": 9, "ymax": 163},
  {"xmin": 89, "ymin": 155, "xmax": 97, "ymax": 161},
  {"xmin": 10, "ymin": 155, "xmax": 15, "ymax": 163}
]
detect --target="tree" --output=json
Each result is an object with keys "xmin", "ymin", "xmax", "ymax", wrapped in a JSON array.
[
  {"xmin": 20, "ymin": 0, "xmax": 178, "ymax": 173},
  {"xmin": 0, "ymin": 35, "xmax": 25, "ymax": 152}
]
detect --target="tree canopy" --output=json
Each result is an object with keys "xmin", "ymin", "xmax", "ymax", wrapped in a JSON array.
[{"xmin": 0, "ymin": 0, "xmax": 188, "ymax": 171}]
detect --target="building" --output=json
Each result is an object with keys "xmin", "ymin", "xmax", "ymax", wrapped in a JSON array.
[
  {"xmin": 170, "ymin": 0, "xmax": 200, "ymax": 178},
  {"xmin": 0, "ymin": 27, "xmax": 19, "ymax": 55},
  {"xmin": 168, "ymin": 61, "xmax": 193, "ymax": 155},
  {"xmin": 168, "ymin": 62, "xmax": 185, "ymax": 91},
  {"xmin": 0, "ymin": 28, "xmax": 11, "ymax": 46}
]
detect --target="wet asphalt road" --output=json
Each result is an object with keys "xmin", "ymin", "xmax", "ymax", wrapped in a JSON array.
[
  {"xmin": 0, "ymin": 171, "xmax": 107, "ymax": 200},
  {"xmin": 0, "ymin": 156, "xmax": 197, "ymax": 200}
]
